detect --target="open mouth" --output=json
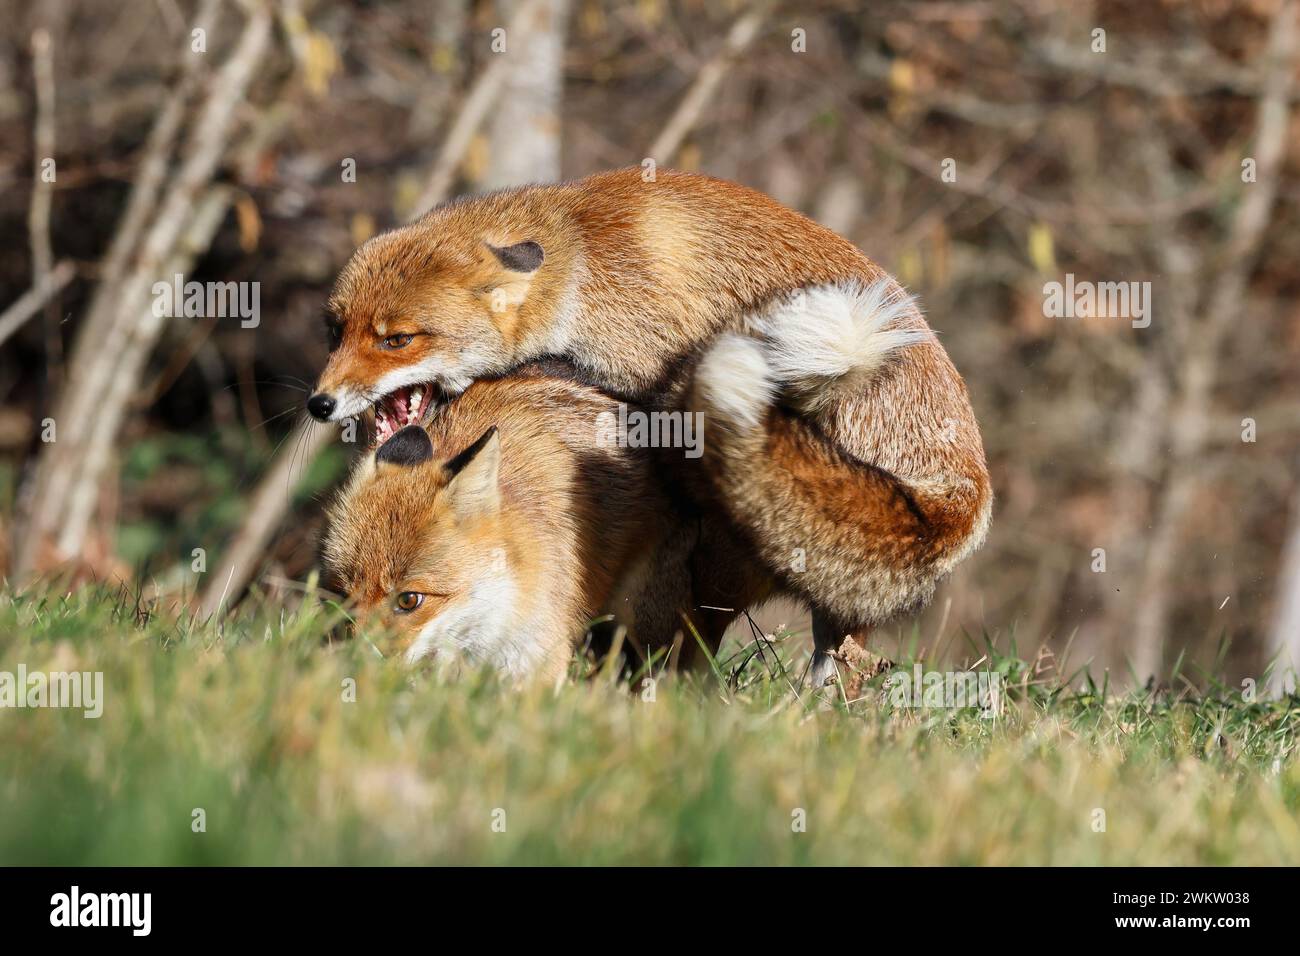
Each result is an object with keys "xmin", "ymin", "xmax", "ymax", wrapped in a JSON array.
[{"xmin": 373, "ymin": 383, "xmax": 437, "ymax": 446}]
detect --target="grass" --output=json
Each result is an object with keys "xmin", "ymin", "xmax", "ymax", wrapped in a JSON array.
[{"xmin": 0, "ymin": 584, "xmax": 1297, "ymax": 866}]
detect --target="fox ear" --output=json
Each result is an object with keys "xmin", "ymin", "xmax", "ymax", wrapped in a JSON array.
[
  {"xmin": 482, "ymin": 242, "xmax": 543, "ymax": 332},
  {"xmin": 487, "ymin": 240, "xmax": 543, "ymax": 273},
  {"xmin": 442, "ymin": 426, "xmax": 501, "ymax": 519},
  {"xmin": 376, "ymin": 425, "xmax": 433, "ymax": 467}
]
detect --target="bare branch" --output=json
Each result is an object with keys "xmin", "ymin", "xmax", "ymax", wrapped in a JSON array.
[
  {"xmin": 198, "ymin": 421, "xmax": 334, "ymax": 618},
  {"xmin": 1033, "ymin": 36, "xmax": 1300, "ymax": 102},
  {"xmin": 15, "ymin": 1, "xmax": 275, "ymax": 576},
  {"xmin": 1129, "ymin": 0, "xmax": 1298, "ymax": 678},
  {"xmin": 648, "ymin": 0, "xmax": 772, "ymax": 163},
  {"xmin": 0, "ymin": 260, "xmax": 76, "ymax": 350},
  {"xmin": 410, "ymin": 0, "xmax": 546, "ymax": 217},
  {"xmin": 70, "ymin": 0, "xmax": 216, "ymax": 363}
]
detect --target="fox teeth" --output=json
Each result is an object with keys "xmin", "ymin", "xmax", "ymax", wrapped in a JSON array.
[{"xmin": 404, "ymin": 388, "xmax": 423, "ymax": 425}]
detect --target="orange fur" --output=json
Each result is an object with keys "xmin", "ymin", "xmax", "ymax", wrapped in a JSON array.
[
  {"xmin": 314, "ymin": 168, "xmax": 991, "ymax": 675},
  {"xmin": 321, "ymin": 365, "xmax": 769, "ymax": 678}
]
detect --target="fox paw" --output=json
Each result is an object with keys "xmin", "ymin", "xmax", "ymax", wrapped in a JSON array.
[{"xmin": 695, "ymin": 333, "xmax": 776, "ymax": 431}]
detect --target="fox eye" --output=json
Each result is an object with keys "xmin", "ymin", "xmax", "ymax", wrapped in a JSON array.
[
  {"xmin": 325, "ymin": 321, "xmax": 343, "ymax": 352},
  {"xmin": 383, "ymin": 334, "xmax": 414, "ymax": 350},
  {"xmin": 393, "ymin": 592, "xmax": 424, "ymax": 614}
]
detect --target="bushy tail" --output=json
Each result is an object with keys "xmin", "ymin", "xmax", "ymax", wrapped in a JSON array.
[
  {"xmin": 744, "ymin": 279, "xmax": 929, "ymax": 413},
  {"xmin": 694, "ymin": 283, "xmax": 990, "ymax": 627}
]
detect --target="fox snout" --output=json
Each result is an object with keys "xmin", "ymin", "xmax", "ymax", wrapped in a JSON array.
[
  {"xmin": 307, "ymin": 350, "xmax": 377, "ymax": 421},
  {"xmin": 307, "ymin": 392, "xmax": 336, "ymax": 421}
]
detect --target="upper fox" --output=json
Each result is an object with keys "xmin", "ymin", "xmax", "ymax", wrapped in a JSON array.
[
  {"xmin": 312, "ymin": 167, "xmax": 992, "ymax": 684},
  {"xmin": 310, "ymin": 167, "xmax": 901, "ymax": 424}
]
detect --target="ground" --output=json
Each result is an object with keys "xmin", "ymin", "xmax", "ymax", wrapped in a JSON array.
[{"xmin": 0, "ymin": 584, "xmax": 1296, "ymax": 865}]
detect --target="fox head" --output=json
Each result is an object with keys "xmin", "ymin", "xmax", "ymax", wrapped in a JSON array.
[
  {"xmin": 307, "ymin": 224, "xmax": 549, "ymax": 427},
  {"xmin": 322, "ymin": 423, "xmax": 543, "ymax": 676}
]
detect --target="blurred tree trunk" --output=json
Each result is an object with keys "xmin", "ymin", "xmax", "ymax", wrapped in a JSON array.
[
  {"xmin": 479, "ymin": 0, "xmax": 570, "ymax": 190},
  {"xmin": 1126, "ymin": 0, "xmax": 1296, "ymax": 681},
  {"xmin": 408, "ymin": 0, "xmax": 467, "ymax": 141},
  {"xmin": 13, "ymin": 1, "xmax": 273, "ymax": 578},
  {"xmin": 1267, "ymin": 502, "xmax": 1300, "ymax": 695}
]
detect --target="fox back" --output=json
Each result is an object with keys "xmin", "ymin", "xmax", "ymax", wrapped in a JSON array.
[{"xmin": 312, "ymin": 167, "xmax": 882, "ymax": 413}]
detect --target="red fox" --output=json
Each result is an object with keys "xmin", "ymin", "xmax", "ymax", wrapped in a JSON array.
[
  {"xmin": 321, "ymin": 364, "xmax": 770, "ymax": 678},
  {"xmin": 310, "ymin": 168, "xmax": 991, "ymax": 688}
]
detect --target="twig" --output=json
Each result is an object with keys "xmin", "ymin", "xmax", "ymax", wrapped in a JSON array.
[
  {"xmin": 1129, "ymin": 0, "xmax": 1297, "ymax": 678},
  {"xmin": 198, "ymin": 420, "xmax": 333, "ymax": 618},
  {"xmin": 409, "ymin": 0, "xmax": 546, "ymax": 217},
  {"xmin": 647, "ymin": 0, "xmax": 772, "ymax": 163},
  {"xmin": 855, "ymin": 50, "xmax": 1042, "ymax": 130},
  {"xmin": 854, "ymin": 110, "xmax": 1219, "ymax": 229},
  {"xmin": 53, "ymin": 0, "xmax": 217, "ymax": 404},
  {"xmin": 59, "ymin": 185, "xmax": 238, "ymax": 562},
  {"xmin": 136, "ymin": 314, "xmax": 220, "ymax": 408},
  {"xmin": 0, "ymin": 260, "xmax": 75, "ymax": 351},
  {"xmin": 71, "ymin": 56, "xmax": 209, "ymax": 357},
  {"xmin": 1032, "ymin": 36, "xmax": 1300, "ymax": 102}
]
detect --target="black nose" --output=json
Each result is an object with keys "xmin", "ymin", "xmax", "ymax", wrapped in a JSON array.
[{"xmin": 307, "ymin": 393, "xmax": 336, "ymax": 421}]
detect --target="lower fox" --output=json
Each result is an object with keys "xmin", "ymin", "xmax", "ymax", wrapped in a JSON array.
[{"xmin": 321, "ymin": 365, "xmax": 768, "ymax": 679}]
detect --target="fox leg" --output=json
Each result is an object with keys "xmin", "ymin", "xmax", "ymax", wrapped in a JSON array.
[
  {"xmin": 620, "ymin": 521, "xmax": 736, "ymax": 672},
  {"xmin": 622, "ymin": 512, "xmax": 773, "ymax": 673},
  {"xmin": 809, "ymin": 611, "xmax": 842, "ymax": 690},
  {"xmin": 810, "ymin": 611, "xmax": 874, "ymax": 690}
]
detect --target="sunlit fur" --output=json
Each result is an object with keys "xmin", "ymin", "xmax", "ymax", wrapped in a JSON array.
[
  {"xmin": 321, "ymin": 366, "xmax": 771, "ymax": 679},
  {"xmin": 317, "ymin": 167, "xmax": 991, "ymax": 650}
]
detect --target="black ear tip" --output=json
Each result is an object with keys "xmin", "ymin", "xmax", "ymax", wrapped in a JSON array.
[
  {"xmin": 376, "ymin": 424, "xmax": 434, "ymax": 467},
  {"xmin": 488, "ymin": 240, "xmax": 544, "ymax": 272},
  {"xmin": 444, "ymin": 425, "xmax": 499, "ymax": 476}
]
